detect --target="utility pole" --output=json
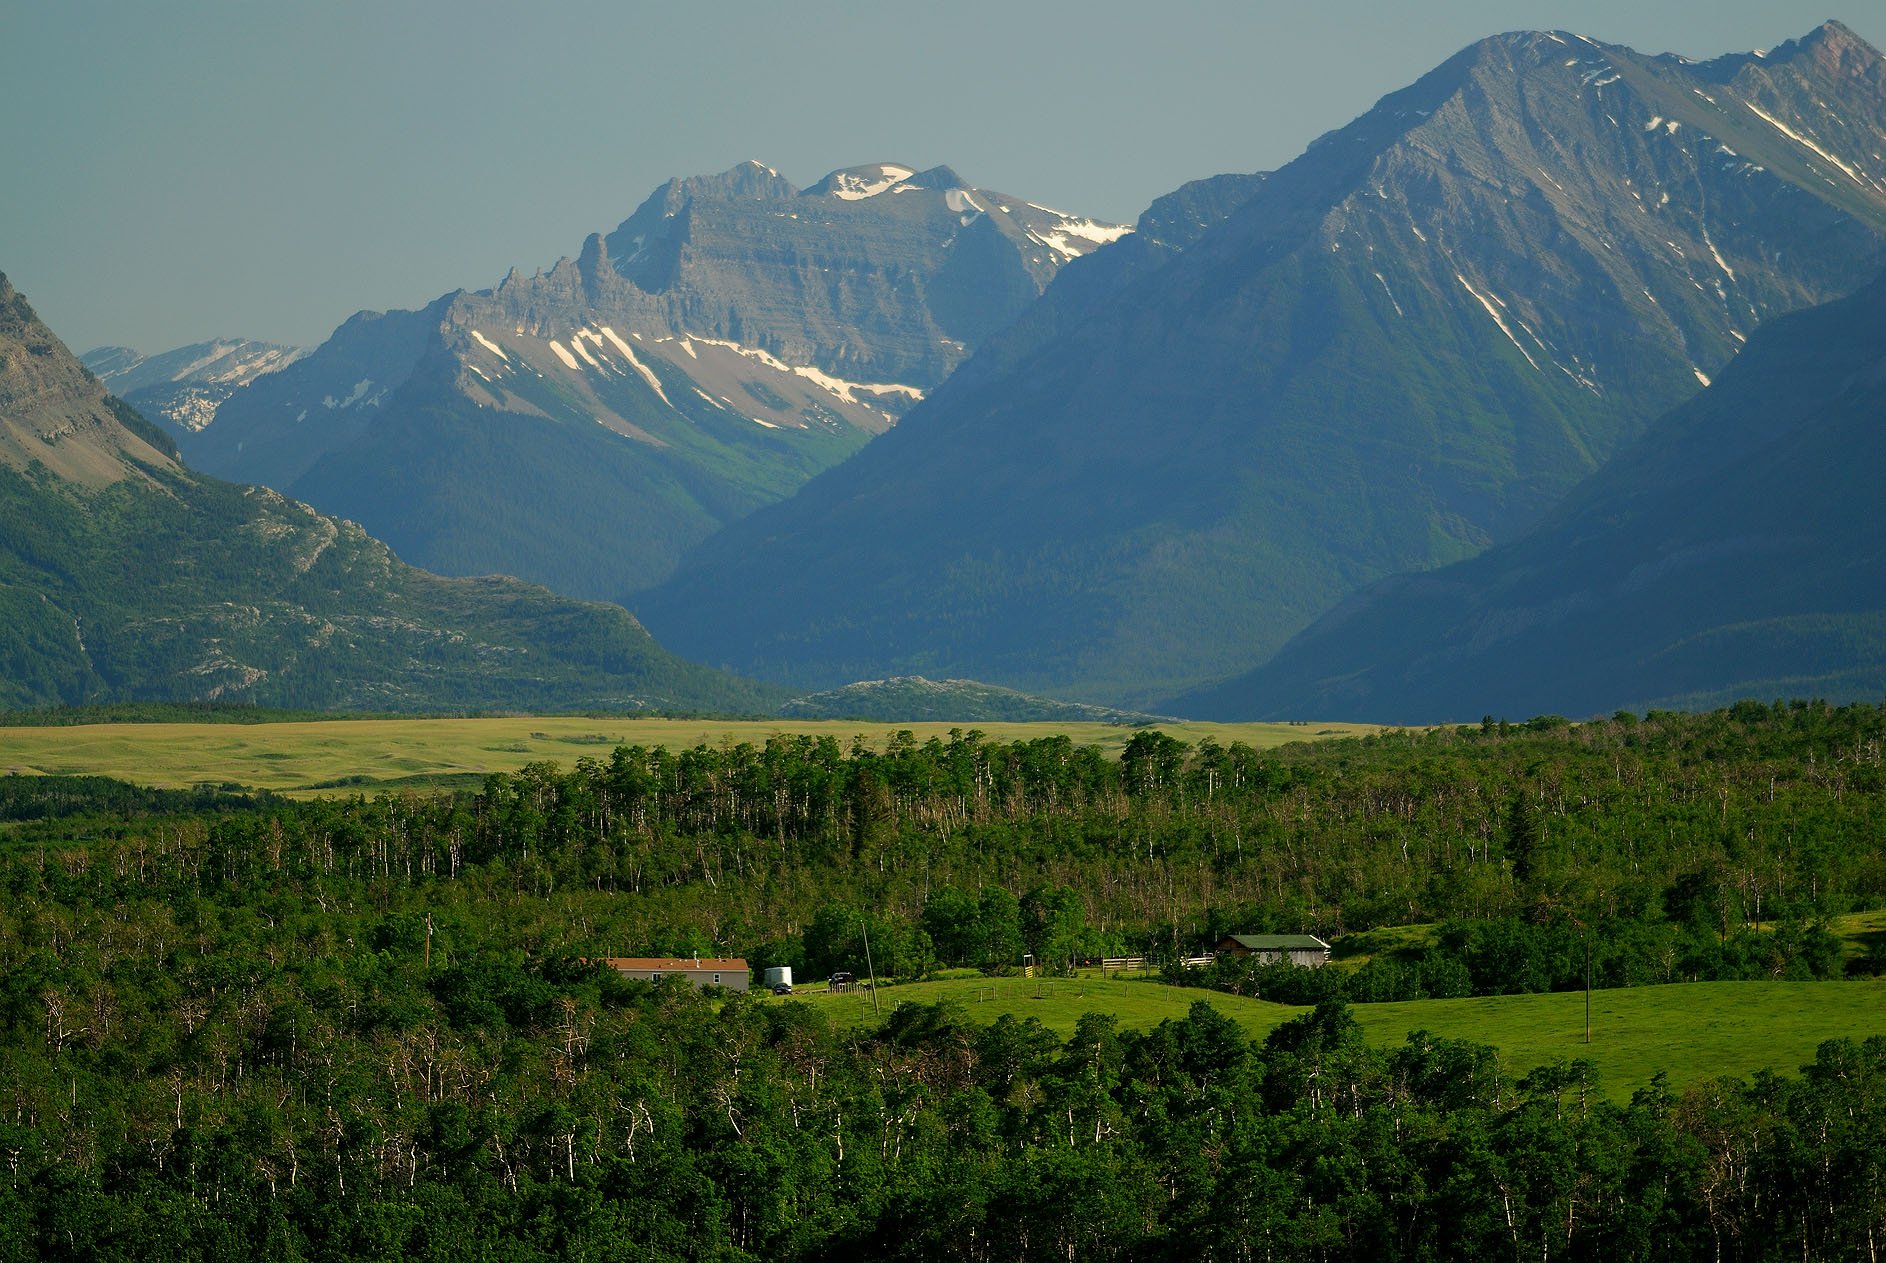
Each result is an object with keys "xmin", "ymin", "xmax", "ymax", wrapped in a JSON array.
[{"xmin": 861, "ymin": 918, "xmax": 881, "ymax": 1016}]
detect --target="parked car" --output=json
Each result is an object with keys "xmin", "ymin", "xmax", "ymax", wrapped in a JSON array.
[{"xmin": 772, "ymin": 982, "xmax": 793, "ymax": 995}]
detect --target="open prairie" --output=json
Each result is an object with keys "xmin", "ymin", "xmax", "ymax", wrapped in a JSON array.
[{"xmin": 0, "ymin": 715, "xmax": 1385, "ymax": 794}]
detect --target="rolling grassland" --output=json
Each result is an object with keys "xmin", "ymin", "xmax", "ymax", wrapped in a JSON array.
[{"xmin": 0, "ymin": 715, "xmax": 1384, "ymax": 793}]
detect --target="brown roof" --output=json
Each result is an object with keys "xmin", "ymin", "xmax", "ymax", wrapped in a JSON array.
[{"xmin": 599, "ymin": 957, "xmax": 749, "ymax": 972}]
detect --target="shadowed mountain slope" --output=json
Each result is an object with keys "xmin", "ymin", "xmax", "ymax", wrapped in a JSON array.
[{"xmin": 1171, "ymin": 266, "xmax": 1886, "ymax": 722}]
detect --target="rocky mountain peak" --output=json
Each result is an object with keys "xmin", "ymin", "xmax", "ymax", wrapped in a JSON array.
[
  {"xmin": 890, "ymin": 164, "xmax": 968, "ymax": 192},
  {"xmin": 1659, "ymin": 19, "xmax": 1882, "ymax": 83},
  {"xmin": 576, "ymin": 232, "xmax": 614, "ymax": 303},
  {"xmin": 1135, "ymin": 173, "xmax": 1271, "ymax": 249},
  {"xmin": 706, "ymin": 160, "xmax": 798, "ymax": 199},
  {"xmin": 1770, "ymin": 19, "xmax": 1876, "ymax": 71},
  {"xmin": 593, "ymin": 159, "xmax": 1130, "ymax": 385}
]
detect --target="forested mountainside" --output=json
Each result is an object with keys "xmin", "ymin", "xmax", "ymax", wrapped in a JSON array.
[
  {"xmin": 1175, "ymin": 267, "xmax": 1886, "ymax": 722},
  {"xmin": 180, "ymin": 162, "xmax": 1127, "ymax": 601},
  {"xmin": 641, "ymin": 23, "xmax": 1886, "ymax": 706},
  {"xmin": 0, "ymin": 272, "xmax": 773, "ymax": 714}
]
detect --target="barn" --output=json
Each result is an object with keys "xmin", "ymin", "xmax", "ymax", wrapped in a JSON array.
[
  {"xmin": 1213, "ymin": 934, "xmax": 1332, "ymax": 968},
  {"xmin": 600, "ymin": 957, "xmax": 750, "ymax": 990}
]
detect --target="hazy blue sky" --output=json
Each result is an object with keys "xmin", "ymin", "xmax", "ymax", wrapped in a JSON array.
[{"xmin": 5, "ymin": 2, "xmax": 1875, "ymax": 353}]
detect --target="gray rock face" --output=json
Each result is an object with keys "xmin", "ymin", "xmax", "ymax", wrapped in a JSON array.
[
  {"xmin": 603, "ymin": 161, "xmax": 1132, "ymax": 386},
  {"xmin": 638, "ymin": 23, "xmax": 1886, "ymax": 706}
]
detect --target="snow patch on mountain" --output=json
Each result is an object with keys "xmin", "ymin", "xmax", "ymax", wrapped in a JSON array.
[
  {"xmin": 568, "ymin": 334, "xmax": 603, "ymax": 369},
  {"xmin": 826, "ymin": 165, "xmax": 916, "ymax": 200},
  {"xmin": 1738, "ymin": 97, "xmax": 1874, "ymax": 189},
  {"xmin": 322, "ymin": 379, "xmax": 376, "ymax": 409},
  {"xmin": 1456, "ymin": 274, "xmax": 1542, "ymax": 371},
  {"xmin": 689, "ymin": 337, "xmax": 924, "ymax": 410},
  {"xmin": 599, "ymin": 327, "xmax": 671, "ymax": 404},
  {"xmin": 944, "ymin": 189, "xmax": 984, "ymax": 215}
]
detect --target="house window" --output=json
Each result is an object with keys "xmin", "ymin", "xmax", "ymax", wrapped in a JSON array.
[
  {"xmin": 713, "ymin": 973, "xmax": 722, "ymax": 983},
  {"xmin": 651, "ymin": 973, "xmax": 661, "ymax": 981}
]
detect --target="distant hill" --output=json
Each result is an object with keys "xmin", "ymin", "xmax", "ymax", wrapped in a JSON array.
[
  {"xmin": 779, "ymin": 677, "xmax": 1170, "ymax": 724},
  {"xmin": 181, "ymin": 162, "xmax": 1128, "ymax": 603},
  {"xmin": 82, "ymin": 338, "xmax": 305, "ymax": 435},
  {"xmin": 1172, "ymin": 266, "xmax": 1886, "ymax": 722},
  {"xmin": 639, "ymin": 23, "xmax": 1886, "ymax": 705},
  {"xmin": 0, "ymin": 272, "xmax": 774, "ymax": 714}
]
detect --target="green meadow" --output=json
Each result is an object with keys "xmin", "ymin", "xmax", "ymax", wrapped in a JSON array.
[
  {"xmin": 0, "ymin": 715, "xmax": 1384, "ymax": 794},
  {"xmin": 779, "ymin": 972, "xmax": 1886, "ymax": 1099}
]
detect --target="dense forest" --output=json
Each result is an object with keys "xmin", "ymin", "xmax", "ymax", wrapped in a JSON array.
[{"xmin": 0, "ymin": 699, "xmax": 1882, "ymax": 1258}]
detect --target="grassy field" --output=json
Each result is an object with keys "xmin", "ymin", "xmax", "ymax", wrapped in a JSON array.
[
  {"xmin": 785, "ymin": 972, "xmax": 1298, "ymax": 1041},
  {"xmin": 1830, "ymin": 908, "xmax": 1886, "ymax": 969},
  {"xmin": 776, "ymin": 973, "xmax": 1886, "ymax": 1099},
  {"xmin": 0, "ymin": 716, "xmax": 1384, "ymax": 795}
]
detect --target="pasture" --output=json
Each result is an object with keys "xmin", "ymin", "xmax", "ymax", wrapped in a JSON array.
[
  {"xmin": 0, "ymin": 715, "xmax": 1384, "ymax": 794},
  {"xmin": 779, "ymin": 973, "xmax": 1886, "ymax": 1099}
]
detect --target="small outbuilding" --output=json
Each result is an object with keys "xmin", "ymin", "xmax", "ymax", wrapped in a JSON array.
[
  {"xmin": 601, "ymin": 957, "xmax": 750, "ymax": 991},
  {"xmin": 1214, "ymin": 934, "xmax": 1332, "ymax": 968}
]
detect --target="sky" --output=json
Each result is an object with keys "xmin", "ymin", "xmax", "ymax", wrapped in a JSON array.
[{"xmin": 4, "ymin": 1, "xmax": 1876, "ymax": 354}]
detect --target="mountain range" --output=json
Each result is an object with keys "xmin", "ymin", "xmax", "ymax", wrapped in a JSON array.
[
  {"xmin": 1173, "ymin": 263, "xmax": 1886, "ymax": 722},
  {"xmin": 10, "ymin": 23, "xmax": 1882, "ymax": 724},
  {"xmin": 0, "ymin": 273, "xmax": 772, "ymax": 714},
  {"xmin": 637, "ymin": 22, "xmax": 1886, "ymax": 706},
  {"xmin": 175, "ymin": 162, "xmax": 1127, "ymax": 602}
]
